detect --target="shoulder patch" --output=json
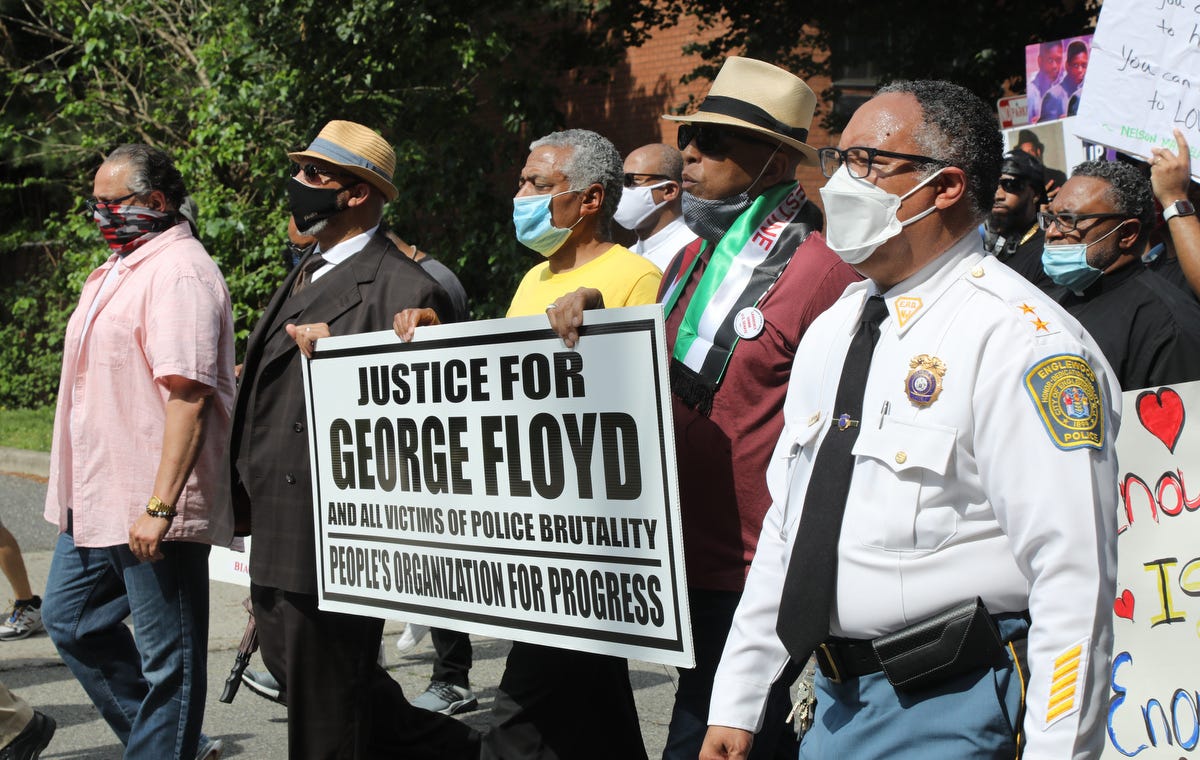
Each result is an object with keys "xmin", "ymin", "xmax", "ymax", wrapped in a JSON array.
[
  {"xmin": 1044, "ymin": 638, "xmax": 1089, "ymax": 727},
  {"xmin": 1023, "ymin": 354, "xmax": 1104, "ymax": 450}
]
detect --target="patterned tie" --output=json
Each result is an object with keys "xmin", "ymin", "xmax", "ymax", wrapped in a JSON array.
[
  {"xmin": 290, "ymin": 253, "xmax": 327, "ymax": 297},
  {"xmin": 776, "ymin": 295, "xmax": 889, "ymax": 662}
]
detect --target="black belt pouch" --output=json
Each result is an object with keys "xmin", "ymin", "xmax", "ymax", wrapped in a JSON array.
[{"xmin": 871, "ymin": 597, "xmax": 1007, "ymax": 692}]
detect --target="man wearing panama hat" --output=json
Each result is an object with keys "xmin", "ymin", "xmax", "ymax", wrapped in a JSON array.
[
  {"xmin": 544, "ymin": 57, "xmax": 858, "ymax": 760},
  {"xmin": 225, "ymin": 120, "xmax": 476, "ymax": 759}
]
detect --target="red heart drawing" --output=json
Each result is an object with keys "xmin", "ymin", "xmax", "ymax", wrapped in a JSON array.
[
  {"xmin": 1137, "ymin": 388, "xmax": 1186, "ymax": 454},
  {"xmin": 1114, "ymin": 589, "xmax": 1135, "ymax": 621}
]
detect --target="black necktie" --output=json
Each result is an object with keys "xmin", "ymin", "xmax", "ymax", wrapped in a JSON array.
[
  {"xmin": 290, "ymin": 253, "xmax": 327, "ymax": 297},
  {"xmin": 776, "ymin": 295, "xmax": 889, "ymax": 662}
]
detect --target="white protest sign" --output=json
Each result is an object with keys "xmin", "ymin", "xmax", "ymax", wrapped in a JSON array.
[
  {"xmin": 998, "ymin": 95, "xmax": 1028, "ymax": 128},
  {"xmin": 299, "ymin": 306, "xmax": 693, "ymax": 667},
  {"xmin": 1074, "ymin": 0, "xmax": 1200, "ymax": 177},
  {"xmin": 209, "ymin": 537, "xmax": 251, "ymax": 587},
  {"xmin": 1104, "ymin": 380, "xmax": 1200, "ymax": 757}
]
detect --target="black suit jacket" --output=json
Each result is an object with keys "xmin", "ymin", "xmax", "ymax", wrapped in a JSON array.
[{"xmin": 225, "ymin": 230, "xmax": 451, "ymax": 594}]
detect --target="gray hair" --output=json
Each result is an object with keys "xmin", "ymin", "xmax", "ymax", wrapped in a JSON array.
[
  {"xmin": 877, "ymin": 80, "xmax": 1002, "ymax": 221},
  {"xmin": 104, "ymin": 144, "xmax": 187, "ymax": 210},
  {"xmin": 530, "ymin": 129, "xmax": 623, "ymax": 229},
  {"xmin": 1071, "ymin": 160, "xmax": 1156, "ymax": 234}
]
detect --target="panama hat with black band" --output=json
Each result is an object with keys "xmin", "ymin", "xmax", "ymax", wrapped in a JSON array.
[{"xmin": 663, "ymin": 56, "xmax": 819, "ymax": 163}]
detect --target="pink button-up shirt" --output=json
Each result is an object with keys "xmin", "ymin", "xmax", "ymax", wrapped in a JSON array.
[{"xmin": 44, "ymin": 222, "xmax": 236, "ymax": 548}]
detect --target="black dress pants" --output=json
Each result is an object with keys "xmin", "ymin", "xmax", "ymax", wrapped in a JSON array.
[
  {"xmin": 251, "ymin": 584, "xmax": 480, "ymax": 760},
  {"xmin": 481, "ymin": 641, "xmax": 647, "ymax": 760}
]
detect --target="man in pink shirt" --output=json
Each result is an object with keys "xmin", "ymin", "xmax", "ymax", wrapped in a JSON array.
[{"xmin": 41, "ymin": 144, "xmax": 235, "ymax": 760}]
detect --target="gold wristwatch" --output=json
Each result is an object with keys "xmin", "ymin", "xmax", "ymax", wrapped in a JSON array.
[{"xmin": 146, "ymin": 496, "xmax": 177, "ymax": 519}]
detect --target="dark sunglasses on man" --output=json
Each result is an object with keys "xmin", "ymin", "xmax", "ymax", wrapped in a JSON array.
[
  {"xmin": 677, "ymin": 123, "xmax": 777, "ymax": 155},
  {"xmin": 292, "ymin": 162, "xmax": 359, "ymax": 185},
  {"xmin": 998, "ymin": 177, "xmax": 1028, "ymax": 194}
]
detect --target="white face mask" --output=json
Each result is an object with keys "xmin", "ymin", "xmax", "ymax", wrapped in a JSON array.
[
  {"xmin": 614, "ymin": 181, "xmax": 670, "ymax": 232},
  {"xmin": 818, "ymin": 165, "xmax": 945, "ymax": 265}
]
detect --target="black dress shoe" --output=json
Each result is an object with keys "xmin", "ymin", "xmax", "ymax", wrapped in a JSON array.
[{"xmin": 0, "ymin": 711, "xmax": 55, "ymax": 760}]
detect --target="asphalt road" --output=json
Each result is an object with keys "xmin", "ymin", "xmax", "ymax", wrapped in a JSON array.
[{"xmin": 0, "ymin": 470, "xmax": 680, "ymax": 758}]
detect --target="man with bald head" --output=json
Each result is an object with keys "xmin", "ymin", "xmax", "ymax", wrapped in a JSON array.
[
  {"xmin": 614, "ymin": 143, "xmax": 696, "ymax": 270},
  {"xmin": 702, "ymin": 81, "xmax": 1120, "ymax": 759}
]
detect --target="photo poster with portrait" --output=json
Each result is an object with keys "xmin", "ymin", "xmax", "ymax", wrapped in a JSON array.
[
  {"xmin": 1003, "ymin": 117, "xmax": 1116, "ymax": 192},
  {"xmin": 1073, "ymin": 0, "xmax": 1200, "ymax": 180},
  {"xmin": 1104, "ymin": 380, "xmax": 1200, "ymax": 757},
  {"xmin": 297, "ymin": 306, "xmax": 694, "ymax": 668},
  {"xmin": 1025, "ymin": 34, "xmax": 1094, "ymax": 125}
]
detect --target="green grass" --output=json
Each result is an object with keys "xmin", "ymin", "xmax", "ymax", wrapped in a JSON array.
[{"xmin": 0, "ymin": 406, "xmax": 56, "ymax": 452}]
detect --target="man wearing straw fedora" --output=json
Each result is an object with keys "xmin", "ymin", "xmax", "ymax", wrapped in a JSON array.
[
  {"xmin": 224, "ymin": 120, "xmax": 476, "ymax": 759},
  {"xmin": 543, "ymin": 57, "xmax": 858, "ymax": 760}
]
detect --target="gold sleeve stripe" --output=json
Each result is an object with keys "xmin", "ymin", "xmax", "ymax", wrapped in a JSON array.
[
  {"xmin": 1045, "ymin": 642, "xmax": 1085, "ymax": 726},
  {"xmin": 1046, "ymin": 695, "xmax": 1076, "ymax": 722}
]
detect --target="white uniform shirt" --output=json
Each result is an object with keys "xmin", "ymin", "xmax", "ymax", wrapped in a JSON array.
[
  {"xmin": 632, "ymin": 216, "xmax": 698, "ymax": 272},
  {"xmin": 709, "ymin": 234, "xmax": 1121, "ymax": 759}
]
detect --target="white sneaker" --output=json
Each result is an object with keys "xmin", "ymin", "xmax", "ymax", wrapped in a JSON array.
[
  {"xmin": 0, "ymin": 598, "xmax": 43, "ymax": 641},
  {"xmin": 395, "ymin": 623, "xmax": 429, "ymax": 654}
]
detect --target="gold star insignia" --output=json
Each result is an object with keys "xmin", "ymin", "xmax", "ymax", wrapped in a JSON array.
[
  {"xmin": 1033, "ymin": 318, "xmax": 1049, "ymax": 332},
  {"xmin": 1019, "ymin": 303, "xmax": 1036, "ymax": 315}
]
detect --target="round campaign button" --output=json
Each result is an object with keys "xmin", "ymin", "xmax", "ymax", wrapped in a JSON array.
[{"xmin": 733, "ymin": 307, "xmax": 765, "ymax": 339}]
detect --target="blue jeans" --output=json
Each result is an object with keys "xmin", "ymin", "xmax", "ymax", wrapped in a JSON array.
[
  {"xmin": 662, "ymin": 589, "xmax": 799, "ymax": 760},
  {"xmin": 42, "ymin": 528, "xmax": 210, "ymax": 760}
]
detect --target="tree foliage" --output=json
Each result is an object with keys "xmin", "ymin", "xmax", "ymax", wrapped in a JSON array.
[
  {"xmin": 0, "ymin": 0, "xmax": 1105, "ymax": 409},
  {"xmin": 0, "ymin": 0, "xmax": 624, "ymax": 406}
]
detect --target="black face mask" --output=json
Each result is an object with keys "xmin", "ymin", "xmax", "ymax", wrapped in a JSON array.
[{"xmin": 287, "ymin": 178, "xmax": 349, "ymax": 232}]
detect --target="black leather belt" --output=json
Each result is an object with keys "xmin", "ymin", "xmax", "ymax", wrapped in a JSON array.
[
  {"xmin": 816, "ymin": 637, "xmax": 884, "ymax": 682},
  {"xmin": 815, "ymin": 606, "xmax": 1031, "ymax": 686}
]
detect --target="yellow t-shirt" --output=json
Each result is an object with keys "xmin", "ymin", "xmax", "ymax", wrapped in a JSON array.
[{"xmin": 506, "ymin": 244, "xmax": 663, "ymax": 317}]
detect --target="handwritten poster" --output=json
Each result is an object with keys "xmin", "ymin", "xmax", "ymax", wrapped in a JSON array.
[
  {"xmin": 1104, "ymin": 380, "xmax": 1200, "ymax": 757},
  {"xmin": 1074, "ymin": 0, "xmax": 1200, "ymax": 178},
  {"xmin": 298, "ymin": 306, "xmax": 693, "ymax": 668}
]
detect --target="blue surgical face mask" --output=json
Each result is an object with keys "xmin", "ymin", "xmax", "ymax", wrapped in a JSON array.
[
  {"xmin": 1041, "ymin": 220, "xmax": 1129, "ymax": 294},
  {"xmin": 512, "ymin": 190, "xmax": 582, "ymax": 257}
]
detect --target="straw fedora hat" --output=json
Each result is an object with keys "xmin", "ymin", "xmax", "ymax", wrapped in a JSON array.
[
  {"xmin": 663, "ymin": 56, "xmax": 818, "ymax": 162},
  {"xmin": 289, "ymin": 120, "xmax": 398, "ymax": 202}
]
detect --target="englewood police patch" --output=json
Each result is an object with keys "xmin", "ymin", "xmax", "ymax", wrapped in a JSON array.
[{"xmin": 1023, "ymin": 354, "xmax": 1104, "ymax": 450}]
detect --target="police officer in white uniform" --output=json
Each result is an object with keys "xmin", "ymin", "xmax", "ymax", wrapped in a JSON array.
[{"xmin": 701, "ymin": 81, "xmax": 1120, "ymax": 759}]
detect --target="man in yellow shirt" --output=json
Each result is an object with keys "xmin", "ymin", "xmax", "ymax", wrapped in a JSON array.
[{"xmin": 394, "ymin": 128, "xmax": 660, "ymax": 759}]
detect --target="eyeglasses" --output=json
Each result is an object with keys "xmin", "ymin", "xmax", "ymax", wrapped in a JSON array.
[
  {"xmin": 623, "ymin": 173, "xmax": 671, "ymax": 188},
  {"xmin": 85, "ymin": 190, "xmax": 142, "ymax": 215},
  {"xmin": 818, "ymin": 146, "xmax": 950, "ymax": 179},
  {"xmin": 998, "ymin": 177, "xmax": 1028, "ymax": 194},
  {"xmin": 677, "ymin": 124, "xmax": 777, "ymax": 155},
  {"xmin": 1037, "ymin": 210, "xmax": 1129, "ymax": 234},
  {"xmin": 295, "ymin": 162, "xmax": 358, "ymax": 185}
]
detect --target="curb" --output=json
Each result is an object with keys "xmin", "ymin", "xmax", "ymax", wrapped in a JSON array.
[{"xmin": 0, "ymin": 446, "xmax": 51, "ymax": 479}]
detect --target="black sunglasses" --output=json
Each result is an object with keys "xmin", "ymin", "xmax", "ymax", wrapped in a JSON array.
[
  {"xmin": 998, "ymin": 177, "xmax": 1029, "ymax": 194},
  {"xmin": 294, "ymin": 162, "xmax": 358, "ymax": 184},
  {"xmin": 622, "ymin": 173, "xmax": 671, "ymax": 188},
  {"xmin": 677, "ymin": 124, "xmax": 777, "ymax": 155}
]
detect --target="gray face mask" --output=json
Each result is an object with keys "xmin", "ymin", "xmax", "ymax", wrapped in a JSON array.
[
  {"xmin": 682, "ymin": 191, "xmax": 753, "ymax": 242},
  {"xmin": 681, "ymin": 143, "xmax": 782, "ymax": 242}
]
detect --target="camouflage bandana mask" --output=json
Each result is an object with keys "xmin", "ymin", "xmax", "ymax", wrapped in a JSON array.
[{"xmin": 93, "ymin": 204, "xmax": 177, "ymax": 256}]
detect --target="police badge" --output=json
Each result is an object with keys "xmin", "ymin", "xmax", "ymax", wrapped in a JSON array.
[{"xmin": 905, "ymin": 354, "xmax": 946, "ymax": 407}]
